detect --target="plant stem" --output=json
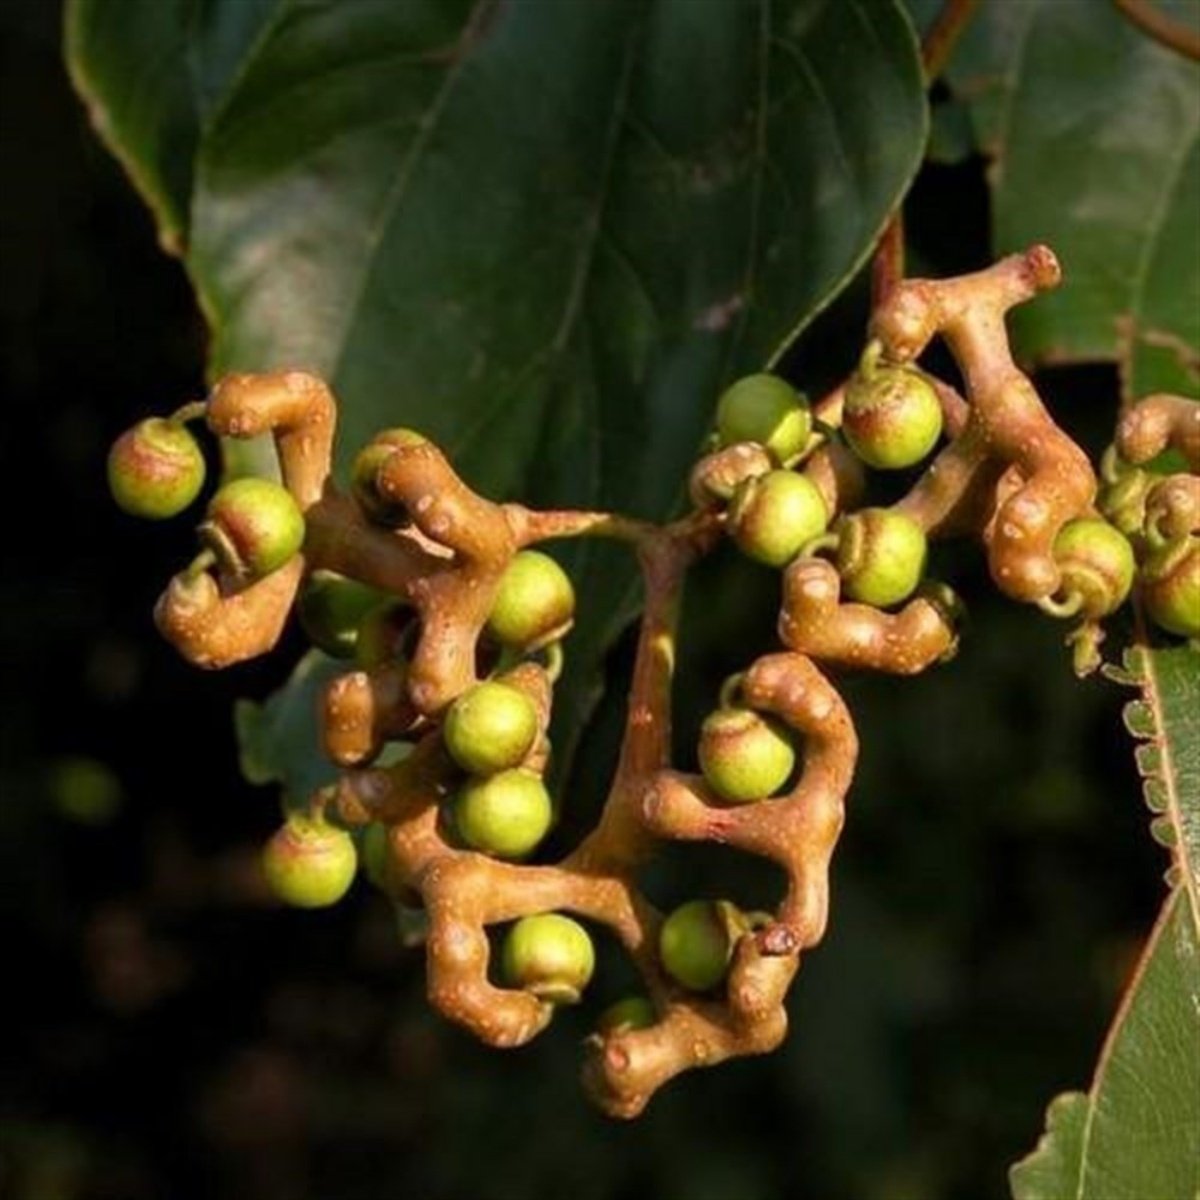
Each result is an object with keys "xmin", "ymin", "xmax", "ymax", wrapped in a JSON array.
[
  {"xmin": 922, "ymin": 0, "xmax": 979, "ymax": 81},
  {"xmin": 871, "ymin": 0, "xmax": 980, "ymax": 305},
  {"xmin": 1113, "ymin": 0, "xmax": 1200, "ymax": 62}
]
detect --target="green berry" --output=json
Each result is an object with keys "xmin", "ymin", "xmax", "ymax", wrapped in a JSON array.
[
  {"xmin": 443, "ymin": 681, "xmax": 539, "ymax": 775},
  {"xmin": 262, "ymin": 816, "xmax": 357, "ymax": 909},
  {"xmin": 360, "ymin": 821, "xmax": 392, "ymax": 891},
  {"xmin": 1052, "ymin": 518, "xmax": 1135, "ymax": 618},
  {"xmin": 1097, "ymin": 467, "xmax": 1151, "ymax": 538},
  {"xmin": 298, "ymin": 570, "xmax": 385, "ymax": 658},
  {"xmin": 350, "ymin": 428, "xmax": 427, "ymax": 525},
  {"xmin": 354, "ymin": 601, "xmax": 413, "ymax": 668},
  {"xmin": 454, "ymin": 768, "xmax": 552, "ymax": 859},
  {"xmin": 659, "ymin": 900, "xmax": 745, "ymax": 992},
  {"xmin": 107, "ymin": 417, "xmax": 206, "ymax": 519},
  {"xmin": 486, "ymin": 551, "xmax": 575, "ymax": 651},
  {"xmin": 597, "ymin": 995, "xmax": 657, "ymax": 1035},
  {"xmin": 834, "ymin": 507, "xmax": 927, "ymax": 607},
  {"xmin": 698, "ymin": 707, "xmax": 795, "ymax": 804},
  {"xmin": 729, "ymin": 470, "xmax": 828, "ymax": 568},
  {"xmin": 1141, "ymin": 536, "xmax": 1199, "ymax": 638},
  {"xmin": 715, "ymin": 374, "xmax": 812, "ymax": 464},
  {"xmin": 843, "ymin": 362, "xmax": 943, "ymax": 469},
  {"xmin": 201, "ymin": 477, "xmax": 305, "ymax": 580},
  {"xmin": 1144, "ymin": 475, "xmax": 1200, "ymax": 544},
  {"xmin": 501, "ymin": 913, "xmax": 595, "ymax": 1004}
]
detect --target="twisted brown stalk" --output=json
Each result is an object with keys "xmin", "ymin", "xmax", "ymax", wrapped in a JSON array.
[{"xmin": 146, "ymin": 241, "xmax": 1141, "ymax": 1115}]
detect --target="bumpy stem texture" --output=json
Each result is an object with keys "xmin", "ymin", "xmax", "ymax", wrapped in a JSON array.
[{"xmin": 141, "ymin": 248, "xmax": 1138, "ymax": 1115}]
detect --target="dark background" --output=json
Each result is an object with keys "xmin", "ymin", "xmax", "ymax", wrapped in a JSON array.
[{"xmin": 0, "ymin": 3, "xmax": 1163, "ymax": 1199}]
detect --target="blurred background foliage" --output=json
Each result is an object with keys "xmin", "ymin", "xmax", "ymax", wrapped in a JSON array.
[{"xmin": 0, "ymin": 1, "xmax": 1178, "ymax": 1198}]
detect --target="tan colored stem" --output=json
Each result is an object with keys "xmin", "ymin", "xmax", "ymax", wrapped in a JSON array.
[{"xmin": 1113, "ymin": 0, "xmax": 1200, "ymax": 62}]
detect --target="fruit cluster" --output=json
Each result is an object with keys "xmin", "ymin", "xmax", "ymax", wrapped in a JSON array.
[{"xmin": 107, "ymin": 247, "xmax": 1197, "ymax": 1117}]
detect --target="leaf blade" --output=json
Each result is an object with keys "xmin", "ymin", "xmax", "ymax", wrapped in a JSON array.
[
  {"xmin": 1011, "ymin": 888, "xmax": 1200, "ymax": 1200},
  {"xmin": 918, "ymin": 0, "xmax": 1200, "ymax": 382}
]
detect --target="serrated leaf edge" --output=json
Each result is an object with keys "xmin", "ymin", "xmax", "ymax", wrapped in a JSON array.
[
  {"xmin": 1009, "ymin": 889, "xmax": 1188, "ymax": 1200},
  {"xmin": 1114, "ymin": 646, "xmax": 1200, "ymax": 939}
]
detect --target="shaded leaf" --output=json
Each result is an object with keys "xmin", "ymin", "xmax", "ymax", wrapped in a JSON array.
[
  {"xmin": 64, "ymin": 0, "xmax": 279, "ymax": 252},
  {"xmin": 1010, "ymin": 888, "xmax": 1200, "ymax": 1200},
  {"xmin": 911, "ymin": 0, "xmax": 1200, "ymax": 391},
  {"xmin": 234, "ymin": 649, "xmax": 343, "ymax": 810}
]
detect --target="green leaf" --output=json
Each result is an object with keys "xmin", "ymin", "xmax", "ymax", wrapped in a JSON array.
[
  {"xmin": 1116, "ymin": 645, "xmax": 1200, "ymax": 931},
  {"xmin": 234, "ymin": 649, "xmax": 344, "ymax": 810},
  {"xmin": 68, "ymin": 0, "xmax": 929, "ymax": 783},
  {"xmin": 917, "ymin": 0, "xmax": 1200, "ymax": 391},
  {"xmin": 1010, "ymin": 887, "xmax": 1200, "ymax": 1200},
  {"xmin": 64, "ymin": 0, "xmax": 279, "ymax": 253},
  {"xmin": 1014, "ymin": 643, "xmax": 1200, "ymax": 1197}
]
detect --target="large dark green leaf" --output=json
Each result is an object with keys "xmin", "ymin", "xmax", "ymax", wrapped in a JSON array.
[
  {"xmin": 68, "ymin": 0, "xmax": 929, "ymax": 781},
  {"xmin": 1009, "ymin": 888, "xmax": 1200, "ymax": 1200},
  {"xmin": 910, "ymin": 0, "xmax": 1200, "ymax": 394},
  {"xmin": 63, "ymin": 0, "xmax": 279, "ymax": 252}
]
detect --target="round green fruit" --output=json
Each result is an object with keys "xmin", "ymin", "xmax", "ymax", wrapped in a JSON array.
[
  {"xmin": 715, "ymin": 374, "xmax": 812, "ymax": 464},
  {"xmin": 298, "ymin": 570, "xmax": 385, "ymax": 658},
  {"xmin": 201, "ymin": 477, "xmax": 305, "ymax": 580},
  {"xmin": 501, "ymin": 913, "xmax": 595, "ymax": 1004},
  {"xmin": 597, "ymin": 995, "xmax": 657, "ymax": 1035},
  {"xmin": 1141, "ymin": 536, "xmax": 1199, "ymax": 638},
  {"xmin": 486, "ymin": 551, "xmax": 575, "ymax": 651},
  {"xmin": 262, "ymin": 816, "xmax": 357, "ymax": 909},
  {"xmin": 354, "ymin": 601, "xmax": 413, "ymax": 668},
  {"xmin": 443, "ymin": 681, "xmax": 539, "ymax": 775},
  {"xmin": 698, "ymin": 707, "xmax": 795, "ymax": 804},
  {"xmin": 729, "ymin": 470, "xmax": 828, "ymax": 568},
  {"xmin": 360, "ymin": 821, "xmax": 392, "ymax": 891},
  {"xmin": 835, "ymin": 507, "xmax": 927, "ymax": 607},
  {"xmin": 350, "ymin": 428, "xmax": 427, "ymax": 525},
  {"xmin": 453, "ymin": 768, "xmax": 552, "ymax": 859},
  {"xmin": 659, "ymin": 899, "xmax": 743, "ymax": 992},
  {"xmin": 108, "ymin": 417, "xmax": 206, "ymax": 519},
  {"xmin": 843, "ymin": 363, "xmax": 943, "ymax": 469},
  {"xmin": 1052, "ymin": 518, "xmax": 1135, "ymax": 618}
]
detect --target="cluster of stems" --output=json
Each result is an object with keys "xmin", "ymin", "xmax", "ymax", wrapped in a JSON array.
[{"xmin": 122, "ymin": 247, "xmax": 1196, "ymax": 1117}]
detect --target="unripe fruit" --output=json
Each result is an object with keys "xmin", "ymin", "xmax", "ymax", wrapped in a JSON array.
[
  {"xmin": 453, "ymin": 768, "xmax": 552, "ymax": 859},
  {"xmin": 1097, "ymin": 467, "xmax": 1151, "ymax": 539},
  {"xmin": 659, "ymin": 899, "xmax": 746, "ymax": 992},
  {"xmin": 1052, "ymin": 518, "xmax": 1136, "ymax": 618},
  {"xmin": 355, "ymin": 601, "xmax": 413, "ymax": 668},
  {"xmin": 350, "ymin": 428, "xmax": 428, "ymax": 525},
  {"xmin": 298, "ymin": 570, "xmax": 385, "ymax": 658},
  {"xmin": 1140, "ymin": 536, "xmax": 1199, "ymax": 638},
  {"xmin": 597, "ymin": 995, "xmax": 656, "ymax": 1034},
  {"xmin": 486, "ymin": 551, "xmax": 575, "ymax": 651},
  {"xmin": 715, "ymin": 374, "xmax": 812, "ymax": 464},
  {"xmin": 843, "ymin": 360, "xmax": 943, "ymax": 469},
  {"xmin": 1144, "ymin": 475, "xmax": 1200, "ymax": 543},
  {"xmin": 201, "ymin": 477, "xmax": 305, "ymax": 580},
  {"xmin": 698, "ymin": 707, "xmax": 795, "ymax": 803},
  {"xmin": 501, "ymin": 913, "xmax": 595, "ymax": 1004},
  {"xmin": 360, "ymin": 821, "xmax": 392, "ymax": 891},
  {"xmin": 834, "ymin": 507, "xmax": 927, "ymax": 607},
  {"xmin": 262, "ymin": 816, "xmax": 357, "ymax": 909},
  {"xmin": 443, "ymin": 681, "xmax": 539, "ymax": 775},
  {"xmin": 107, "ymin": 417, "xmax": 206, "ymax": 519},
  {"xmin": 729, "ymin": 470, "xmax": 828, "ymax": 568}
]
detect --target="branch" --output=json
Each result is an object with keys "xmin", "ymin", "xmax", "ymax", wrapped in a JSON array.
[{"xmin": 1113, "ymin": 0, "xmax": 1200, "ymax": 62}]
